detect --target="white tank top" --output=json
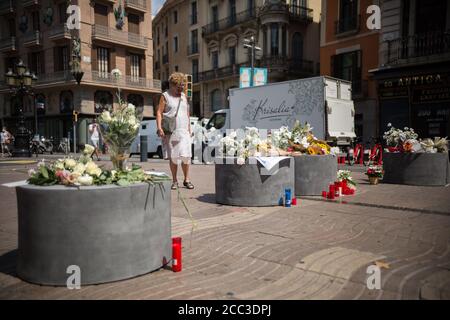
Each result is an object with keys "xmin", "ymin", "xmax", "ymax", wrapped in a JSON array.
[{"xmin": 162, "ymin": 91, "xmax": 189, "ymax": 131}]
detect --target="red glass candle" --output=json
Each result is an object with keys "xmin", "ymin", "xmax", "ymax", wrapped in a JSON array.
[
  {"xmin": 322, "ymin": 191, "xmax": 327, "ymax": 198},
  {"xmin": 328, "ymin": 185, "xmax": 335, "ymax": 199},
  {"xmin": 172, "ymin": 237, "xmax": 182, "ymax": 272}
]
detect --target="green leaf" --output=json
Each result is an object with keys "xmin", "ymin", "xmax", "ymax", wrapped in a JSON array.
[
  {"xmin": 39, "ymin": 166, "xmax": 49, "ymax": 179},
  {"xmin": 117, "ymin": 179, "xmax": 129, "ymax": 187}
]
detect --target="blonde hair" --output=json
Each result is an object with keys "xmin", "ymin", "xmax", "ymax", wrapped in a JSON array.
[{"xmin": 168, "ymin": 72, "xmax": 186, "ymax": 86}]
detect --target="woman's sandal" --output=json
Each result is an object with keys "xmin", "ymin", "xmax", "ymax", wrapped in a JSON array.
[
  {"xmin": 171, "ymin": 182, "xmax": 178, "ymax": 190},
  {"xmin": 183, "ymin": 181, "xmax": 194, "ymax": 189}
]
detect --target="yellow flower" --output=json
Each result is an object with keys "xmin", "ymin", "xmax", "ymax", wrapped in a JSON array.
[{"xmin": 307, "ymin": 146, "xmax": 316, "ymax": 155}]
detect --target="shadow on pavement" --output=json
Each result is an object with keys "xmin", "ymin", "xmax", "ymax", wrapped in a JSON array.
[
  {"xmin": 196, "ymin": 193, "xmax": 216, "ymax": 204},
  {"xmin": 0, "ymin": 250, "xmax": 18, "ymax": 277}
]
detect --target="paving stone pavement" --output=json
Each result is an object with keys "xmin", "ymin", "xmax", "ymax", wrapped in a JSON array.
[{"xmin": 0, "ymin": 157, "xmax": 449, "ymax": 299}]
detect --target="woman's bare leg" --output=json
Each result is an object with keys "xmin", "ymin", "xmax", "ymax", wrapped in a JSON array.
[
  {"xmin": 170, "ymin": 158, "xmax": 178, "ymax": 182},
  {"xmin": 181, "ymin": 161, "xmax": 190, "ymax": 182}
]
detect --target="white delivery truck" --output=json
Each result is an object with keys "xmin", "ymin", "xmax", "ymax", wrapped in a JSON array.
[
  {"xmin": 130, "ymin": 119, "xmax": 163, "ymax": 158},
  {"xmin": 205, "ymin": 76, "xmax": 356, "ymax": 146}
]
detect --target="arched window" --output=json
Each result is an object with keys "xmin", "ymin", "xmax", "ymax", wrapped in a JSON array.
[
  {"xmin": 292, "ymin": 32, "xmax": 303, "ymax": 61},
  {"xmin": 127, "ymin": 94, "xmax": 144, "ymax": 117},
  {"xmin": 94, "ymin": 91, "xmax": 113, "ymax": 114},
  {"xmin": 35, "ymin": 94, "xmax": 46, "ymax": 115},
  {"xmin": 210, "ymin": 89, "xmax": 222, "ymax": 112},
  {"xmin": 60, "ymin": 91, "xmax": 73, "ymax": 114}
]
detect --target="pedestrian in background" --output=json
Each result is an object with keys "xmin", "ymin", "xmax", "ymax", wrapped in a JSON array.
[
  {"xmin": 88, "ymin": 119, "xmax": 101, "ymax": 160},
  {"xmin": 1, "ymin": 127, "xmax": 13, "ymax": 157}
]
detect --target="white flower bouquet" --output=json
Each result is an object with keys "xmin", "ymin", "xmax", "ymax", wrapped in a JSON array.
[
  {"xmin": 98, "ymin": 69, "xmax": 142, "ymax": 171},
  {"xmin": 383, "ymin": 123, "xmax": 419, "ymax": 148}
]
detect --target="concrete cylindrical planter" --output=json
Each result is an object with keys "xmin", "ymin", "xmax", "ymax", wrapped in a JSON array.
[
  {"xmin": 16, "ymin": 182, "xmax": 172, "ymax": 286},
  {"xmin": 215, "ymin": 157, "xmax": 295, "ymax": 206},
  {"xmin": 294, "ymin": 155, "xmax": 337, "ymax": 196},
  {"xmin": 383, "ymin": 153, "xmax": 450, "ymax": 186}
]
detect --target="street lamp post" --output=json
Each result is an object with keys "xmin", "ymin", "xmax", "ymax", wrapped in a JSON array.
[
  {"xmin": 243, "ymin": 36, "xmax": 262, "ymax": 87},
  {"xmin": 4, "ymin": 60, "xmax": 38, "ymax": 158}
]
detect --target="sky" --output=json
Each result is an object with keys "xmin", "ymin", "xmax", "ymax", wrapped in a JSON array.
[{"xmin": 152, "ymin": 0, "xmax": 165, "ymax": 16}]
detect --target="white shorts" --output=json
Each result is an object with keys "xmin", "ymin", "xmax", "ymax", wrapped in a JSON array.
[{"xmin": 90, "ymin": 139, "xmax": 99, "ymax": 148}]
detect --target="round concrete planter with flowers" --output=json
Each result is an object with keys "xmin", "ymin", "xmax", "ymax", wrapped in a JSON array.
[
  {"xmin": 294, "ymin": 154, "xmax": 337, "ymax": 196},
  {"xmin": 382, "ymin": 153, "xmax": 450, "ymax": 186},
  {"xmin": 215, "ymin": 157, "xmax": 295, "ymax": 206},
  {"xmin": 16, "ymin": 181, "xmax": 172, "ymax": 286}
]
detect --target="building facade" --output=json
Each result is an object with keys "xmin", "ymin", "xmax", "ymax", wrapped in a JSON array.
[
  {"xmin": 0, "ymin": 0, "xmax": 160, "ymax": 149},
  {"xmin": 320, "ymin": 0, "xmax": 380, "ymax": 144},
  {"xmin": 153, "ymin": 0, "xmax": 321, "ymax": 118},
  {"xmin": 372, "ymin": 0, "xmax": 450, "ymax": 139}
]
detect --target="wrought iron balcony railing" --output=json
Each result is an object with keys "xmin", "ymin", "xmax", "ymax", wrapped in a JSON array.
[
  {"xmin": 198, "ymin": 62, "xmax": 248, "ymax": 82},
  {"xmin": 49, "ymin": 23, "xmax": 71, "ymax": 40},
  {"xmin": 261, "ymin": 56, "xmax": 314, "ymax": 75},
  {"xmin": 0, "ymin": 0, "xmax": 15, "ymax": 14},
  {"xmin": 124, "ymin": 0, "xmax": 147, "ymax": 12},
  {"xmin": 187, "ymin": 44, "xmax": 199, "ymax": 55},
  {"xmin": 23, "ymin": 30, "xmax": 42, "ymax": 46},
  {"xmin": 85, "ymin": 71, "xmax": 161, "ymax": 90},
  {"xmin": 0, "ymin": 36, "xmax": 16, "ymax": 52},
  {"xmin": 35, "ymin": 70, "xmax": 73, "ymax": 84},
  {"xmin": 288, "ymin": 5, "xmax": 313, "ymax": 22},
  {"xmin": 385, "ymin": 30, "xmax": 450, "ymax": 64},
  {"xmin": 22, "ymin": 0, "xmax": 39, "ymax": 7},
  {"xmin": 92, "ymin": 25, "xmax": 148, "ymax": 49},
  {"xmin": 202, "ymin": 7, "xmax": 256, "ymax": 36}
]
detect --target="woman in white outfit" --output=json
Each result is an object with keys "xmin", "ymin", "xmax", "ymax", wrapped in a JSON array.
[{"xmin": 156, "ymin": 73, "xmax": 194, "ymax": 190}]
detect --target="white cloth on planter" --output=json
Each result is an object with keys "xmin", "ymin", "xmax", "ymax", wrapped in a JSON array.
[{"xmin": 254, "ymin": 156, "xmax": 291, "ymax": 172}]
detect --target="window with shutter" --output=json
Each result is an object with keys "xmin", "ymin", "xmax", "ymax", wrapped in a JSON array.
[
  {"xmin": 94, "ymin": 4, "xmax": 108, "ymax": 27},
  {"xmin": 128, "ymin": 14, "xmax": 140, "ymax": 34},
  {"xmin": 97, "ymin": 47, "xmax": 110, "ymax": 78}
]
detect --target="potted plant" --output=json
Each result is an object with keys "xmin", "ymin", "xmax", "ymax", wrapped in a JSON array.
[
  {"xmin": 216, "ymin": 127, "xmax": 295, "ymax": 206},
  {"xmin": 271, "ymin": 121, "xmax": 338, "ymax": 196},
  {"xmin": 382, "ymin": 124, "xmax": 449, "ymax": 186},
  {"xmin": 17, "ymin": 69, "xmax": 174, "ymax": 286},
  {"xmin": 365, "ymin": 166, "xmax": 384, "ymax": 185}
]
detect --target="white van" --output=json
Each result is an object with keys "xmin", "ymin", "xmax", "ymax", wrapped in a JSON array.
[
  {"xmin": 130, "ymin": 119, "xmax": 163, "ymax": 158},
  {"xmin": 205, "ymin": 76, "xmax": 356, "ymax": 146}
]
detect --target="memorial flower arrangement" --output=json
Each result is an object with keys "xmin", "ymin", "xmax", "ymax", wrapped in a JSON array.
[
  {"xmin": 27, "ymin": 145, "xmax": 170, "ymax": 187},
  {"xmin": 337, "ymin": 169, "xmax": 356, "ymax": 187},
  {"xmin": 383, "ymin": 124, "xmax": 448, "ymax": 153},
  {"xmin": 271, "ymin": 121, "xmax": 332, "ymax": 155},
  {"xmin": 97, "ymin": 69, "xmax": 141, "ymax": 171},
  {"xmin": 219, "ymin": 127, "xmax": 274, "ymax": 164},
  {"xmin": 219, "ymin": 122, "xmax": 337, "ymax": 162},
  {"xmin": 365, "ymin": 166, "xmax": 384, "ymax": 178}
]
